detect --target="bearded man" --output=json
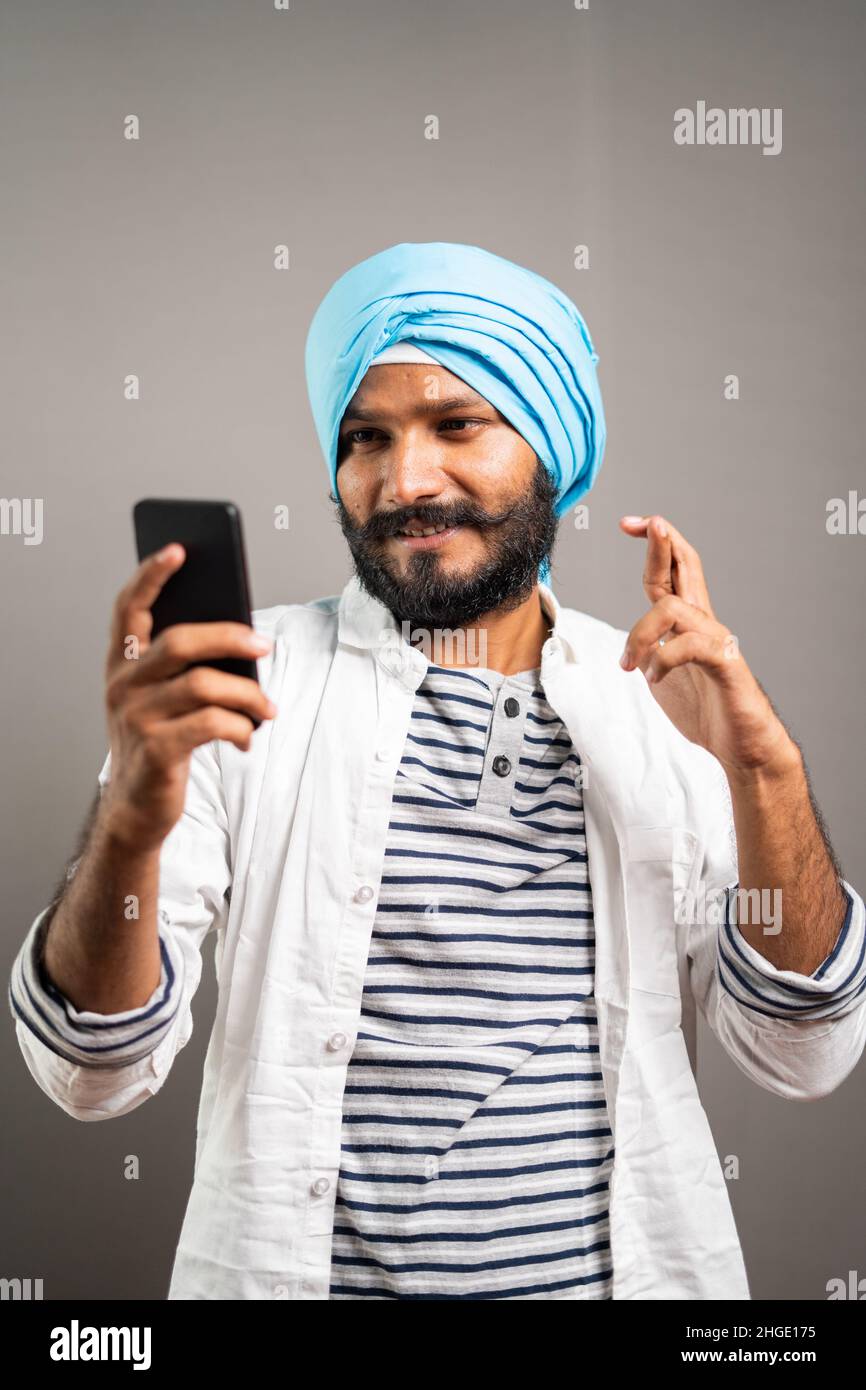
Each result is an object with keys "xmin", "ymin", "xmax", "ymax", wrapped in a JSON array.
[{"xmin": 10, "ymin": 242, "xmax": 866, "ymax": 1301}]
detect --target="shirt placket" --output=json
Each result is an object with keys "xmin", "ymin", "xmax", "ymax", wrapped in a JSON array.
[{"xmin": 474, "ymin": 674, "xmax": 534, "ymax": 819}]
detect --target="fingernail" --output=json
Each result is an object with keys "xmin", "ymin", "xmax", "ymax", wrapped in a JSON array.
[
  {"xmin": 156, "ymin": 543, "xmax": 177, "ymax": 561},
  {"xmin": 621, "ymin": 515, "xmax": 644, "ymax": 525},
  {"xmin": 646, "ymin": 665, "xmax": 657, "ymax": 684},
  {"xmin": 619, "ymin": 646, "xmax": 631, "ymax": 670},
  {"xmin": 656, "ymin": 519, "xmax": 668, "ymax": 538},
  {"xmin": 248, "ymin": 635, "xmax": 272, "ymax": 653}
]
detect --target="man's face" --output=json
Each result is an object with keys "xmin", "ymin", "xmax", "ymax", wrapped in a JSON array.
[{"xmin": 332, "ymin": 363, "xmax": 559, "ymax": 629}]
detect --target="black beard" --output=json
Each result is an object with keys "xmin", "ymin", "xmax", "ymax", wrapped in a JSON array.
[{"xmin": 331, "ymin": 457, "xmax": 559, "ymax": 630}]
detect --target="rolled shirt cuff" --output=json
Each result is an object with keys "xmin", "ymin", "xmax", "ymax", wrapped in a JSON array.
[
  {"xmin": 717, "ymin": 879, "xmax": 866, "ymax": 1021},
  {"xmin": 8, "ymin": 903, "xmax": 185, "ymax": 1067}
]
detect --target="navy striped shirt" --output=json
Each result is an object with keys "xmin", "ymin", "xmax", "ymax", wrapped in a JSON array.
[{"xmin": 329, "ymin": 662, "xmax": 613, "ymax": 1300}]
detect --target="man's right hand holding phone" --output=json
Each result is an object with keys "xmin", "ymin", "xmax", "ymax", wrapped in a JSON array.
[
  {"xmin": 40, "ymin": 544, "xmax": 276, "ymax": 1014},
  {"xmin": 100, "ymin": 542, "xmax": 277, "ymax": 854}
]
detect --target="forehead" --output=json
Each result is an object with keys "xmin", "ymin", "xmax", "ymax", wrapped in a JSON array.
[{"xmin": 342, "ymin": 362, "xmax": 493, "ymax": 418}]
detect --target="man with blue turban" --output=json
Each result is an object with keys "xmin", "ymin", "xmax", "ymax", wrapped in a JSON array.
[
  {"xmin": 12, "ymin": 241, "xmax": 866, "ymax": 1303},
  {"xmin": 306, "ymin": 240, "xmax": 605, "ymax": 605}
]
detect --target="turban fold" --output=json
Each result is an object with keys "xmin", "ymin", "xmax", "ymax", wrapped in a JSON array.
[{"xmin": 304, "ymin": 241, "xmax": 606, "ymax": 584}]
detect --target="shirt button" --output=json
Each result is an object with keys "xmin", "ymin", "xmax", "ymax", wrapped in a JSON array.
[
  {"xmin": 375, "ymin": 747, "xmax": 390, "ymax": 761},
  {"xmin": 504, "ymin": 697, "xmax": 520, "ymax": 717},
  {"xmin": 424, "ymin": 1156, "xmax": 439, "ymax": 1181},
  {"xmin": 311, "ymin": 1177, "xmax": 331, "ymax": 1196},
  {"xmin": 327, "ymin": 1031, "xmax": 349, "ymax": 1052},
  {"xmin": 492, "ymin": 755, "xmax": 511, "ymax": 777},
  {"xmin": 354, "ymin": 885, "xmax": 375, "ymax": 903}
]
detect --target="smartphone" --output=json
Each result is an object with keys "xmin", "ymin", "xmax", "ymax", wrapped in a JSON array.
[{"xmin": 133, "ymin": 498, "xmax": 262, "ymax": 726}]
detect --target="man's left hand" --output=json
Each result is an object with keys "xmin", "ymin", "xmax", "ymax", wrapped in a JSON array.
[{"xmin": 619, "ymin": 514, "xmax": 799, "ymax": 780}]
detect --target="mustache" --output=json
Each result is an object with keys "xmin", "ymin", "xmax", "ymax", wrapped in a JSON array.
[{"xmin": 351, "ymin": 500, "xmax": 517, "ymax": 543}]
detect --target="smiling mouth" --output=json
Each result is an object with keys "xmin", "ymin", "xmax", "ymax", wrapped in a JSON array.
[{"xmin": 391, "ymin": 524, "xmax": 464, "ymax": 551}]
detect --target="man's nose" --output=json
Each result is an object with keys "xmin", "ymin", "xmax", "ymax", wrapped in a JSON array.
[{"xmin": 383, "ymin": 432, "xmax": 448, "ymax": 507}]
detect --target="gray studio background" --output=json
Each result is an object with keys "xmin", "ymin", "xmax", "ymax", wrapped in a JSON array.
[{"xmin": 2, "ymin": 0, "xmax": 864, "ymax": 1300}]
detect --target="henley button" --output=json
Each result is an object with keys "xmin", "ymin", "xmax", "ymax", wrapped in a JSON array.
[
  {"xmin": 354, "ymin": 885, "xmax": 374, "ymax": 903},
  {"xmin": 504, "ymin": 697, "xmax": 520, "ymax": 717},
  {"xmin": 375, "ymin": 747, "xmax": 390, "ymax": 761},
  {"xmin": 492, "ymin": 755, "xmax": 511, "ymax": 777},
  {"xmin": 311, "ymin": 1177, "xmax": 331, "ymax": 1196},
  {"xmin": 327, "ymin": 1032, "xmax": 349, "ymax": 1052}
]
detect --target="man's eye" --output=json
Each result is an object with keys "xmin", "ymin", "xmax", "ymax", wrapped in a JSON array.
[{"xmin": 342, "ymin": 419, "xmax": 483, "ymax": 447}]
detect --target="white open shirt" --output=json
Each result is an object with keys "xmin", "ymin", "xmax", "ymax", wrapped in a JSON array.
[{"xmin": 12, "ymin": 575, "xmax": 866, "ymax": 1299}]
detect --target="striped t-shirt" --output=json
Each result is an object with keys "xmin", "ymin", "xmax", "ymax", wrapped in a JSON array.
[{"xmin": 329, "ymin": 661, "xmax": 614, "ymax": 1299}]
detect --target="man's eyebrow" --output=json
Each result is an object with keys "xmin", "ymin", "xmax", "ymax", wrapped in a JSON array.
[{"xmin": 341, "ymin": 392, "xmax": 493, "ymax": 423}]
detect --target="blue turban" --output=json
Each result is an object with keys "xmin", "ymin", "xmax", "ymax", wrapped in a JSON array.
[{"xmin": 304, "ymin": 241, "xmax": 606, "ymax": 585}]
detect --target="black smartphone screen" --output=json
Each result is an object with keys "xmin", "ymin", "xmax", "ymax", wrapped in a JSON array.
[{"xmin": 132, "ymin": 499, "xmax": 261, "ymax": 720}]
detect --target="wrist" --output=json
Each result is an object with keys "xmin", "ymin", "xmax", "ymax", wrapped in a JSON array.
[
  {"xmin": 96, "ymin": 798, "xmax": 167, "ymax": 859},
  {"xmin": 723, "ymin": 733, "xmax": 803, "ymax": 794}
]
